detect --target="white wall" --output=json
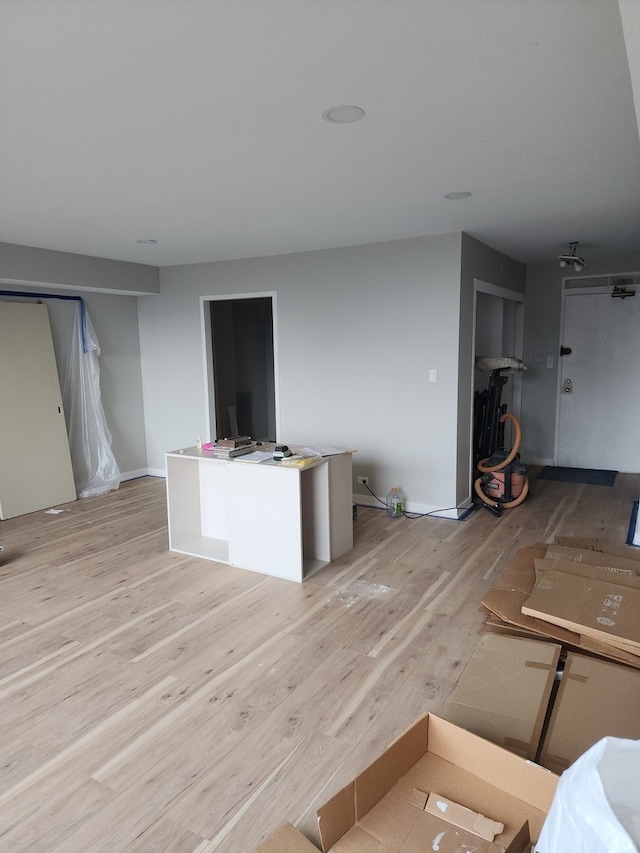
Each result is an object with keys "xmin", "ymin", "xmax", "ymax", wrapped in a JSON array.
[
  {"xmin": 139, "ymin": 233, "xmax": 466, "ymax": 514},
  {"xmin": 522, "ymin": 249, "xmax": 640, "ymax": 465}
]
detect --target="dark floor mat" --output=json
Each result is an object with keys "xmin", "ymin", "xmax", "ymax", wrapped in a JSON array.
[{"xmin": 536, "ymin": 466, "xmax": 617, "ymax": 486}]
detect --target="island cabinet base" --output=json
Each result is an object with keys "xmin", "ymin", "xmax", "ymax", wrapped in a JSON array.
[{"xmin": 165, "ymin": 447, "xmax": 353, "ymax": 582}]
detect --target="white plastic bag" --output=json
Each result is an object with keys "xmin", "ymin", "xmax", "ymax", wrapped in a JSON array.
[
  {"xmin": 536, "ymin": 736, "xmax": 640, "ymax": 853},
  {"xmin": 54, "ymin": 300, "xmax": 121, "ymax": 497}
]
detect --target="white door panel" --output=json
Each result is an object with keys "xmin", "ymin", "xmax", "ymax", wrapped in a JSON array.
[
  {"xmin": 556, "ymin": 291, "xmax": 640, "ymax": 472},
  {"xmin": 0, "ymin": 302, "xmax": 77, "ymax": 518}
]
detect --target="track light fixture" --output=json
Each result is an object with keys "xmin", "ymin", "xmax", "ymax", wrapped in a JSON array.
[{"xmin": 558, "ymin": 241, "xmax": 586, "ymax": 273}]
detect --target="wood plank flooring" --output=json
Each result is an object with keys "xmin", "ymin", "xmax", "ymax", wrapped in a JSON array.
[{"xmin": 0, "ymin": 471, "xmax": 637, "ymax": 851}]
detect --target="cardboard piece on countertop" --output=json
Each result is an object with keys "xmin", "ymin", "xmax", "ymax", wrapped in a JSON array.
[
  {"xmin": 443, "ymin": 633, "xmax": 561, "ymax": 760},
  {"xmin": 316, "ymin": 714, "xmax": 557, "ymax": 852},
  {"xmin": 424, "ymin": 791, "xmax": 505, "ymax": 841},
  {"xmin": 522, "ymin": 570, "xmax": 640, "ymax": 655},
  {"xmin": 544, "ymin": 544, "xmax": 640, "ymax": 575},
  {"xmin": 539, "ymin": 652, "xmax": 640, "ymax": 774},
  {"xmin": 253, "ymin": 822, "xmax": 319, "ymax": 852}
]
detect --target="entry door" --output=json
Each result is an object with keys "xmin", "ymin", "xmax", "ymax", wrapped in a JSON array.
[
  {"xmin": 556, "ymin": 290, "xmax": 640, "ymax": 472},
  {"xmin": 0, "ymin": 302, "xmax": 77, "ymax": 518}
]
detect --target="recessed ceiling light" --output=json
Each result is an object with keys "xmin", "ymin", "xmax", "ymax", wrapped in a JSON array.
[
  {"xmin": 136, "ymin": 239, "xmax": 158, "ymax": 244},
  {"xmin": 322, "ymin": 105, "xmax": 365, "ymax": 123},
  {"xmin": 444, "ymin": 192, "xmax": 472, "ymax": 200}
]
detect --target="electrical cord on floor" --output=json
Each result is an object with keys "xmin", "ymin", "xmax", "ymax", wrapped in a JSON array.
[{"xmin": 359, "ymin": 482, "xmax": 477, "ymax": 520}]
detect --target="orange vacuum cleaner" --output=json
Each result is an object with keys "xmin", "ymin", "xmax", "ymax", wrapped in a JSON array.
[{"xmin": 474, "ymin": 358, "xmax": 529, "ymax": 517}]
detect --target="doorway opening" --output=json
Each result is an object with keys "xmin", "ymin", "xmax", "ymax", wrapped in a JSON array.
[
  {"xmin": 471, "ymin": 281, "xmax": 525, "ymax": 479},
  {"xmin": 203, "ymin": 293, "xmax": 277, "ymax": 442},
  {"xmin": 555, "ymin": 274, "xmax": 640, "ymax": 471}
]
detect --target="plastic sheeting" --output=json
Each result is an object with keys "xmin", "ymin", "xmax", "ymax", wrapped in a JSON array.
[
  {"xmin": 0, "ymin": 293, "xmax": 120, "ymax": 498},
  {"xmin": 53, "ymin": 300, "xmax": 120, "ymax": 497},
  {"xmin": 536, "ymin": 736, "xmax": 640, "ymax": 853}
]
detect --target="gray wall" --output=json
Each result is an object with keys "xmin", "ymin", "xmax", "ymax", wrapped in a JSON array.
[
  {"xmin": 459, "ymin": 234, "xmax": 526, "ymax": 502},
  {"xmin": 522, "ymin": 250, "xmax": 640, "ymax": 464},
  {"xmin": 0, "ymin": 234, "xmax": 533, "ymax": 509},
  {"xmin": 139, "ymin": 233, "xmax": 467, "ymax": 513},
  {"xmin": 0, "ymin": 242, "xmax": 159, "ymax": 295}
]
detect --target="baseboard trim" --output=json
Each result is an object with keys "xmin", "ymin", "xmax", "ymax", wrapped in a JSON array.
[
  {"xmin": 119, "ymin": 467, "xmax": 166, "ymax": 482},
  {"xmin": 353, "ymin": 493, "xmax": 474, "ymax": 520}
]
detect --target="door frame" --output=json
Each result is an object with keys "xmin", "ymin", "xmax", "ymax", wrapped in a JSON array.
[
  {"xmin": 200, "ymin": 291, "xmax": 280, "ymax": 442},
  {"xmin": 470, "ymin": 280, "xmax": 525, "ymax": 481}
]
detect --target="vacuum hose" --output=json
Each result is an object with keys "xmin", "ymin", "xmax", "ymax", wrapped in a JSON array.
[
  {"xmin": 475, "ymin": 412, "xmax": 529, "ymax": 509},
  {"xmin": 477, "ymin": 412, "xmax": 521, "ymax": 472}
]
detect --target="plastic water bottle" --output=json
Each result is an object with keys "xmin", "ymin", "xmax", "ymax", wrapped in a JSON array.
[{"xmin": 386, "ymin": 486, "xmax": 404, "ymax": 518}]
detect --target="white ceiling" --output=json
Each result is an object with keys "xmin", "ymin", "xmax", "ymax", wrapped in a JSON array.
[{"xmin": 2, "ymin": 1, "xmax": 640, "ymax": 269}]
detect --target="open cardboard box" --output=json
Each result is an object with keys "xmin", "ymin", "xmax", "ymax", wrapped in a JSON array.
[
  {"xmin": 254, "ymin": 822, "xmax": 319, "ymax": 852},
  {"xmin": 316, "ymin": 714, "xmax": 557, "ymax": 852}
]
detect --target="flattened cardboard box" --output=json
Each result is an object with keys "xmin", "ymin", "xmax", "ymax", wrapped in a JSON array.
[
  {"xmin": 535, "ymin": 557, "xmax": 640, "ymax": 590},
  {"xmin": 543, "ymin": 544, "xmax": 640, "ymax": 576},
  {"xmin": 539, "ymin": 652, "xmax": 640, "ymax": 774},
  {"xmin": 554, "ymin": 535, "xmax": 640, "ymax": 563},
  {"xmin": 443, "ymin": 633, "xmax": 560, "ymax": 760},
  {"xmin": 482, "ymin": 547, "xmax": 640, "ymax": 668},
  {"xmin": 522, "ymin": 569, "xmax": 640, "ymax": 656},
  {"xmin": 316, "ymin": 714, "xmax": 557, "ymax": 852}
]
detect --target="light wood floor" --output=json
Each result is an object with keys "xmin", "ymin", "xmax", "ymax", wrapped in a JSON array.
[{"xmin": 0, "ymin": 471, "xmax": 638, "ymax": 852}]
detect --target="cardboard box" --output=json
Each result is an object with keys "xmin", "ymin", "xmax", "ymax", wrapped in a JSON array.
[
  {"xmin": 539, "ymin": 652, "xmax": 640, "ymax": 774},
  {"xmin": 443, "ymin": 633, "xmax": 561, "ymax": 760},
  {"xmin": 522, "ymin": 569, "xmax": 640, "ymax": 656},
  {"xmin": 543, "ymin": 544, "xmax": 640, "ymax": 575},
  {"xmin": 444, "ymin": 633, "xmax": 640, "ymax": 776},
  {"xmin": 316, "ymin": 714, "xmax": 557, "ymax": 852},
  {"xmin": 482, "ymin": 547, "xmax": 640, "ymax": 668},
  {"xmin": 253, "ymin": 822, "xmax": 319, "ymax": 852},
  {"xmin": 554, "ymin": 536, "xmax": 640, "ymax": 563},
  {"xmin": 535, "ymin": 557, "xmax": 640, "ymax": 589}
]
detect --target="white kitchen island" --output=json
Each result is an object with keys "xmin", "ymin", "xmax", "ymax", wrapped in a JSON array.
[{"xmin": 165, "ymin": 446, "xmax": 354, "ymax": 582}]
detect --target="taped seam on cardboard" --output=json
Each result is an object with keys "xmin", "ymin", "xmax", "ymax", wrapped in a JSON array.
[
  {"xmin": 504, "ymin": 736, "xmax": 532, "ymax": 753},
  {"xmin": 564, "ymin": 672, "xmax": 588, "ymax": 683},
  {"xmin": 524, "ymin": 659, "xmax": 554, "ymax": 670}
]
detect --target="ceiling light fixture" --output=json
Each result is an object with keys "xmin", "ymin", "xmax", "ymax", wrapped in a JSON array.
[
  {"xmin": 444, "ymin": 191, "xmax": 472, "ymax": 200},
  {"xmin": 322, "ymin": 105, "xmax": 365, "ymax": 123},
  {"xmin": 558, "ymin": 241, "xmax": 586, "ymax": 272},
  {"xmin": 136, "ymin": 239, "xmax": 158, "ymax": 244}
]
